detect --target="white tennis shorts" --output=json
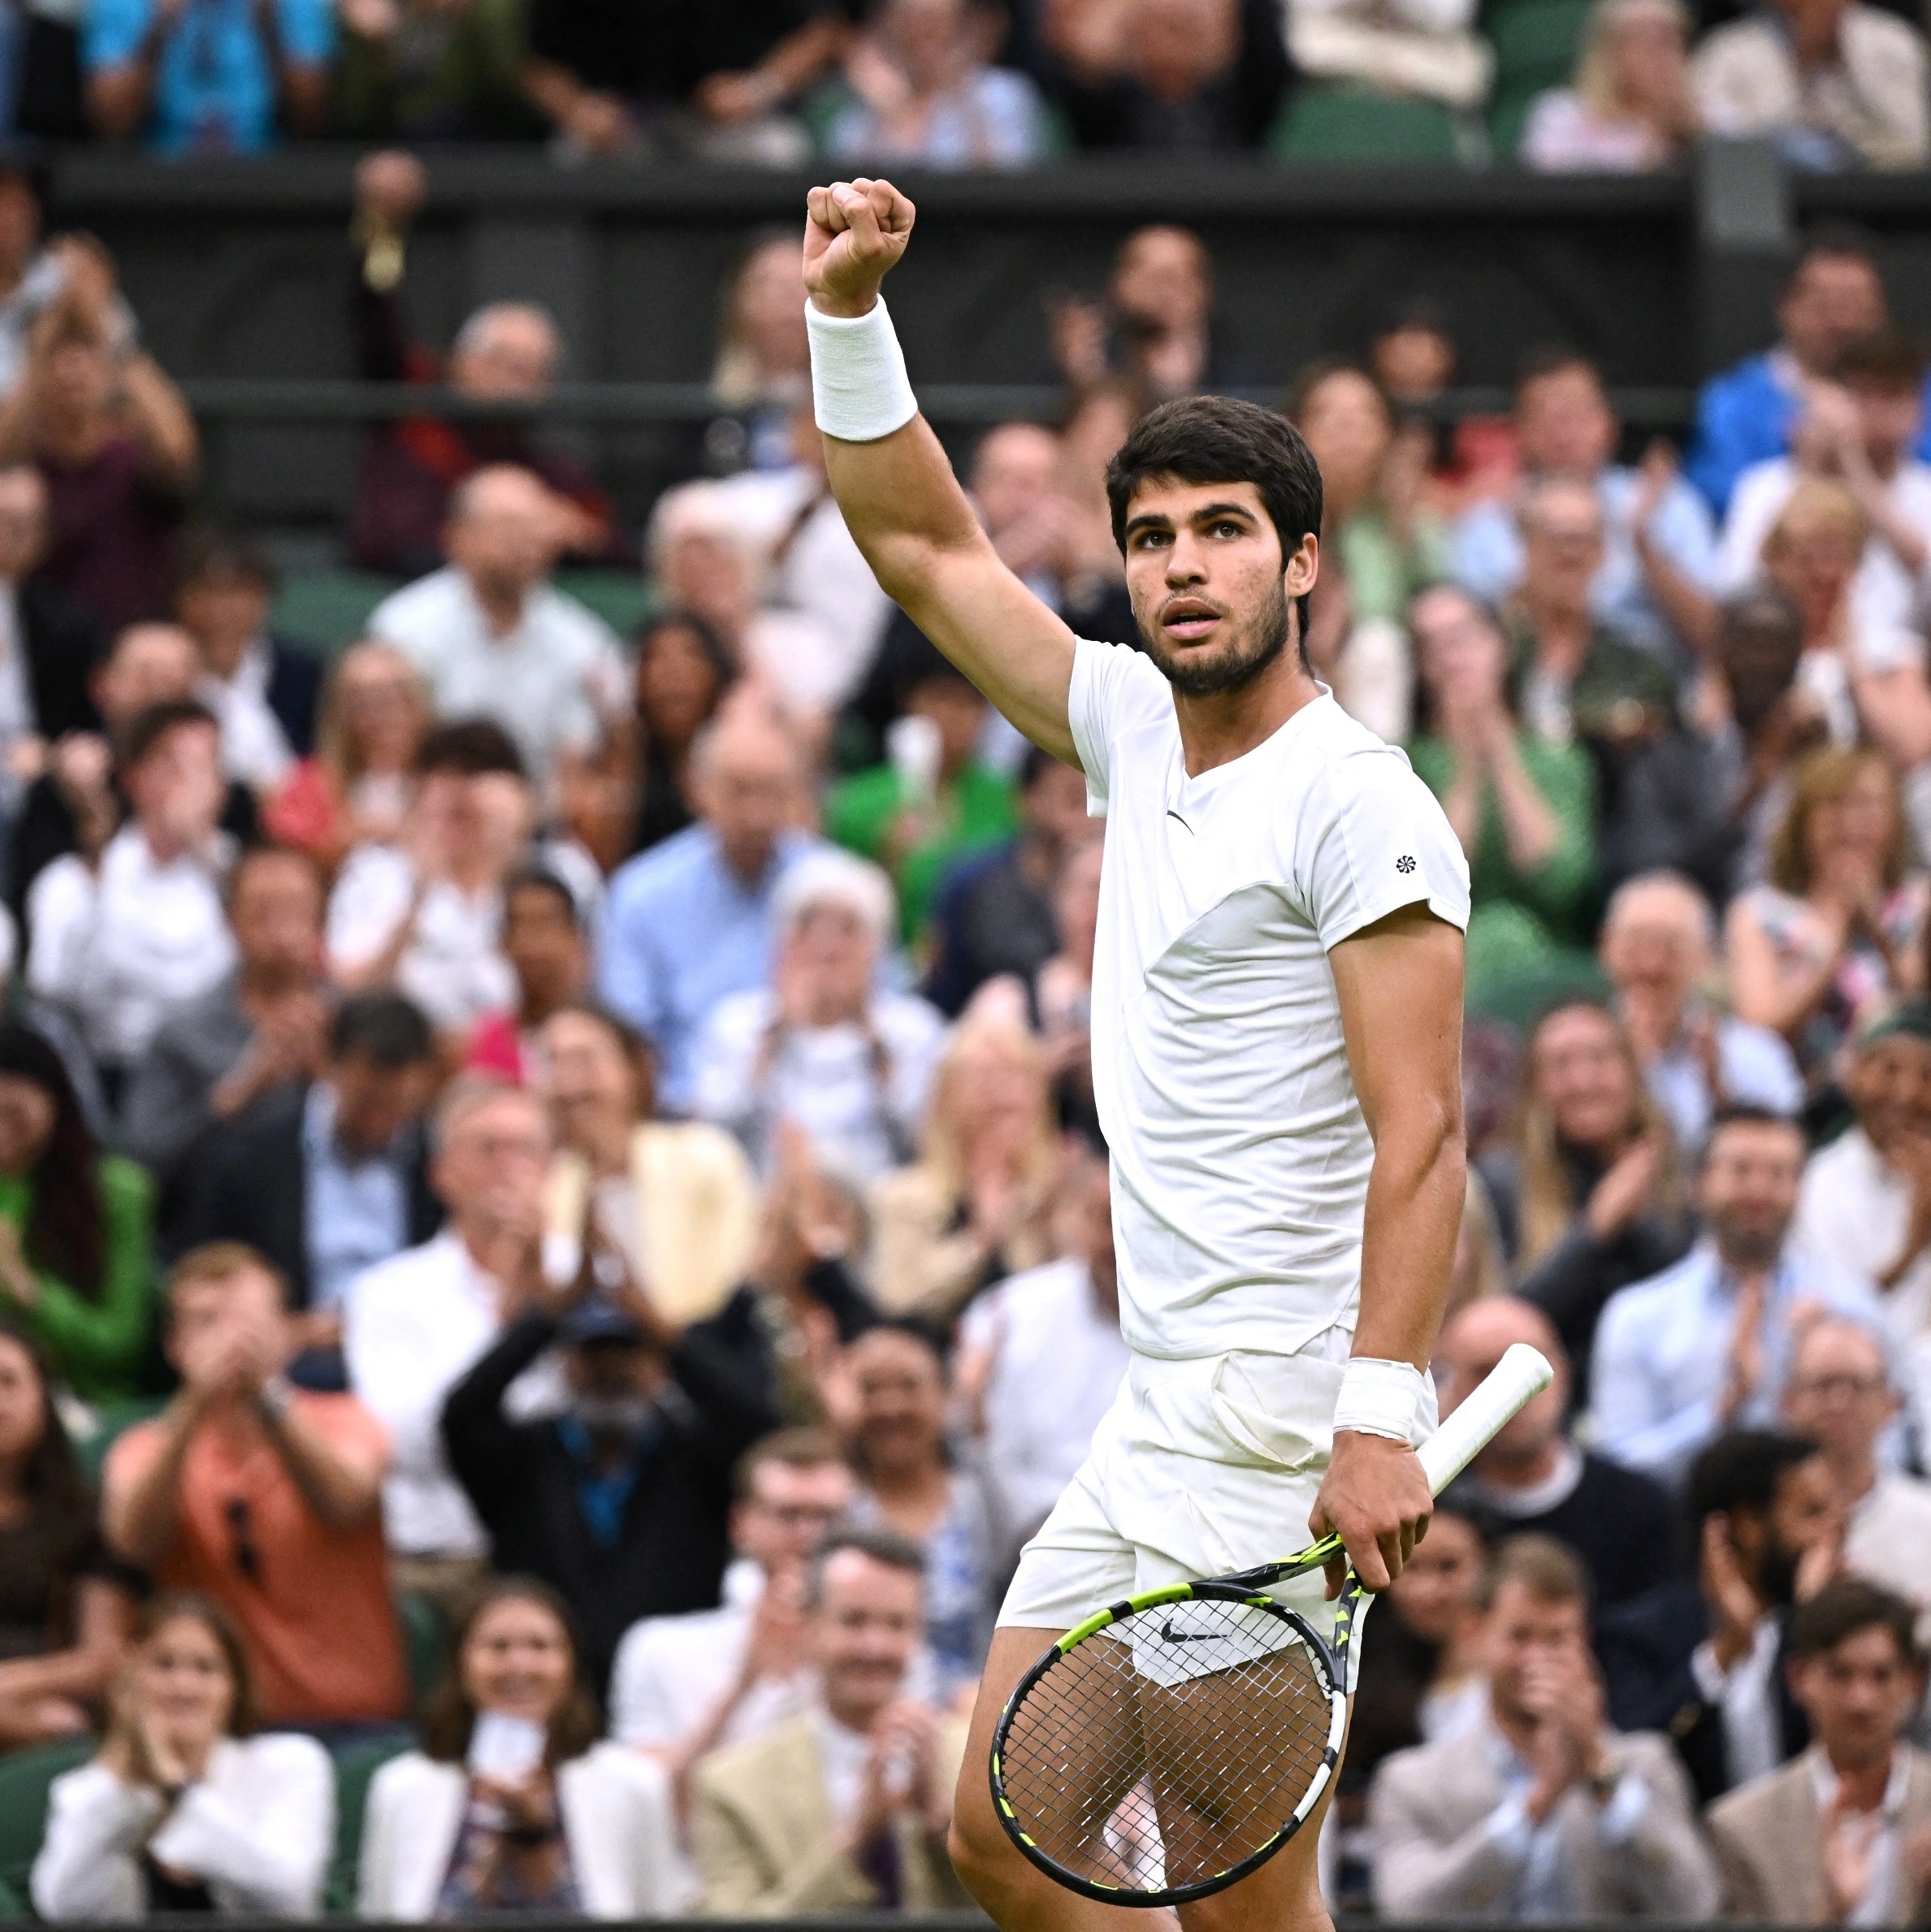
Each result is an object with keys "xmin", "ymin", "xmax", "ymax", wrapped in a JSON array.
[{"xmin": 996, "ymin": 1329, "xmax": 1438, "ymax": 1644}]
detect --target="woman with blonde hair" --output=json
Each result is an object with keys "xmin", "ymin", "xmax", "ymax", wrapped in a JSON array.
[
  {"xmin": 1476, "ymin": 998, "xmax": 1690, "ymax": 1374},
  {"xmin": 1521, "ymin": 0, "xmax": 1699, "ymax": 170},
  {"xmin": 868, "ymin": 1015, "xmax": 1062, "ymax": 1323},
  {"xmin": 263, "ymin": 639, "xmax": 431, "ymax": 871},
  {"xmin": 1727, "ymin": 745, "xmax": 1928, "ymax": 1085}
]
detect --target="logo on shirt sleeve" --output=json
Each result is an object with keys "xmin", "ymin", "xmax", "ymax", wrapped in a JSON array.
[{"xmin": 1396, "ymin": 855, "xmax": 1417, "ymax": 874}]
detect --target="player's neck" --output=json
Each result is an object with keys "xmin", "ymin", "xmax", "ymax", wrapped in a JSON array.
[{"xmin": 1172, "ymin": 656, "xmax": 1323, "ymax": 779}]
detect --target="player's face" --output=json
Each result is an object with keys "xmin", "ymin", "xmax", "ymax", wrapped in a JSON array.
[{"xmin": 1120, "ymin": 477, "xmax": 1315, "ymax": 698}]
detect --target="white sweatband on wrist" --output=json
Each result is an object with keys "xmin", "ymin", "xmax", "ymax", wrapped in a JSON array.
[
  {"xmin": 807, "ymin": 295, "xmax": 919, "ymax": 444},
  {"xmin": 1333, "ymin": 1357, "xmax": 1427, "ymax": 1445}
]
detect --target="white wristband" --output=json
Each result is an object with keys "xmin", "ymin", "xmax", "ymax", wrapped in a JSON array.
[
  {"xmin": 806, "ymin": 295, "xmax": 918, "ymax": 444},
  {"xmin": 1333, "ymin": 1357, "xmax": 1427, "ymax": 1445}
]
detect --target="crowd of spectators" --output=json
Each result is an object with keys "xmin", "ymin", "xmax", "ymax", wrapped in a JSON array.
[
  {"xmin": 0, "ymin": 0, "xmax": 1919, "ymax": 171},
  {"xmin": 9, "ymin": 85, "xmax": 1931, "ymax": 1928}
]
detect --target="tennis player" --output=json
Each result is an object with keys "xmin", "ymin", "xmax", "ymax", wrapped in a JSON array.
[{"xmin": 803, "ymin": 178, "xmax": 1471, "ymax": 1931}]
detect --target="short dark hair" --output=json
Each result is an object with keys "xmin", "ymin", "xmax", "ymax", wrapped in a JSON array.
[
  {"xmin": 118, "ymin": 699, "xmax": 217, "ymax": 771},
  {"xmin": 1790, "ymin": 221, "xmax": 1880, "ymax": 292},
  {"xmin": 1837, "ymin": 326, "xmax": 1929, "ymax": 391},
  {"xmin": 1105, "ymin": 394, "xmax": 1324, "ymax": 657},
  {"xmin": 415, "ymin": 717, "xmax": 526, "ymax": 780},
  {"xmin": 174, "ymin": 524, "xmax": 276, "ymax": 597},
  {"xmin": 1789, "ymin": 1575, "xmax": 1921, "ymax": 1666},
  {"xmin": 1702, "ymin": 1101, "xmax": 1803, "ymax": 1167},
  {"xmin": 329, "ymin": 989, "xmax": 433, "ymax": 1068},
  {"xmin": 1515, "ymin": 344, "xmax": 1601, "ymax": 392},
  {"xmin": 223, "ymin": 843, "xmax": 324, "ymax": 914},
  {"xmin": 734, "ymin": 1425, "xmax": 848, "ymax": 1501},
  {"xmin": 807, "ymin": 1524, "xmax": 927, "ymax": 1607},
  {"xmin": 503, "ymin": 866, "xmax": 580, "ymax": 929},
  {"xmin": 1689, "ymin": 1429, "xmax": 1820, "ymax": 1526},
  {"xmin": 1479, "ymin": 1532, "xmax": 1591, "ymax": 1614}
]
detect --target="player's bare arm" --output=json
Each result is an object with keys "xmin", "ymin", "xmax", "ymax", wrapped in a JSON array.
[
  {"xmin": 1311, "ymin": 903, "xmax": 1467, "ymax": 1595},
  {"xmin": 803, "ymin": 177, "xmax": 1078, "ymax": 762}
]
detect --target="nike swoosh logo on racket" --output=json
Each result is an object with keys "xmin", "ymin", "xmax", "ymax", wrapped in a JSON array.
[{"xmin": 1159, "ymin": 1621, "xmax": 1223, "ymax": 1644}]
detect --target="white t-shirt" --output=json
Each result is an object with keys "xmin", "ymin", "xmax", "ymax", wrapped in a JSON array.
[{"xmin": 1067, "ymin": 640, "xmax": 1470, "ymax": 1361}]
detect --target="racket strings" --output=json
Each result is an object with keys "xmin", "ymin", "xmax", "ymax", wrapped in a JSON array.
[{"xmin": 1000, "ymin": 1599, "xmax": 1335, "ymax": 1897}]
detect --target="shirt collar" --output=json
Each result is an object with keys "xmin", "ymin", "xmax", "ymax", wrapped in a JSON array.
[{"xmin": 1808, "ymin": 1744, "xmax": 1910, "ymax": 1821}]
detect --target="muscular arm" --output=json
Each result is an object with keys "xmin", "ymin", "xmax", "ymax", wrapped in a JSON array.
[
  {"xmin": 806, "ymin": 178, "xmax": 1080, "ymax": 763},
  {"xmin": 1310, "ymin": 904, "xmax": 1467, "ymax": 1589}
]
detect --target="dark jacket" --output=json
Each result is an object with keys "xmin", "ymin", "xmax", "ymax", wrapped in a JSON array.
[
  {"xmin": 264, "ymin": 639, "xmax": 323, "ymax": 759},
  {"xmin": 1595, "ymin": 1577, "xmax": 1807, "ymax": 1806},
  {"xmin": 442, "ymin": 1308, "xmax": 777, "ymax": 1693},
  {"xmin": 172, "ymin": 1081, "xmax": 441, "ymax": 1306},
  {"xmin": 18, "ymin": 576, "xmax": 103, "ymax": 742}
]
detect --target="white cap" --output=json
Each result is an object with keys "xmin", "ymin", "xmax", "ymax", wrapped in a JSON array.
[{"xmin": 773, "ymin": 847, "xmax": 897, "ymax": 947}]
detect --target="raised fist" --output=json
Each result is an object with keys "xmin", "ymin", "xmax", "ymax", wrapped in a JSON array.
[{"xmin": 803, "ymin": 178, "xmax": 916, "ymax": 319}]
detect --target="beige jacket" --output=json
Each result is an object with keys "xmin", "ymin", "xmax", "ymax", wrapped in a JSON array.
[
  {"xmin": 1370, "ymin": 1714, "xmax": 1721, "ymax": 1920},
  {"xmin": 1692, "ymin": 6, "xmax": 1930, "ymax": 169},
  {"xmin": 547, "ymin": 1120, "xmax": 757, "ymax": 1324},
  {"xmin": 866, "ymin": 1162, "xmax": 1057, "ymax": 1322},
  {"xmin": 1708, "ymin": 1744, "xmax": 1931, "ymax": 1922},
  {"xmin": 691, "ymin": 1711, "xmax": 974, "ymax": 1916}
]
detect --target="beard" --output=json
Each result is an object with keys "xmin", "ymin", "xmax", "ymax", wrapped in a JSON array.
[{"xmin": 1138, "ymin": 576, "xmax": 1295, "ymax": 697}]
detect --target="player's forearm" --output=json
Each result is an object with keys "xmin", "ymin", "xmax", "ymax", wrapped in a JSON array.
[{"xmin": 1353, "ymin": 1101, "xmax": 1465, "ymax": 1370}]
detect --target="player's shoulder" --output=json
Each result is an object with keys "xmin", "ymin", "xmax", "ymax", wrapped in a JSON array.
[
  {"xmin": 1292, "ymin": 696, "xmax": 1437, "ymax": 817},
  {"xmin": 1073, "ymin": 635, "xmax": 1171, "ymax": 725}
]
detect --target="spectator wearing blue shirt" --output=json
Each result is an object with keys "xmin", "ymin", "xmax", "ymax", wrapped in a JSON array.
[
  {"xmin": 84, "ymin": 0, "xmax": 334, "ymax": 154},
  {"xmin": 1450, "ymin": 349, "xmax": 1717, "ymax": 660},
  {"xmin": 1592, "ymin": 1103, "xmax": 1891, "ymax": 1488},
  {"xmin": 597, "ymin": 704, "xmax": 821, "ymax": 1115},
  {"xmin": 1685, "ymin": 227, "xmax": 1931, "ymax": 518}
]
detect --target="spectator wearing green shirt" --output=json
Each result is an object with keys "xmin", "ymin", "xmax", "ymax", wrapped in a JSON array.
[
  {"xmin": 826, "ymin": 653, "xmax": 1017, "ymax": 950},
  {"xmin": 0, "ymin": 1020, "xmax": 154, "ymax": 1403},
  {"xmin": 1408, "ymin": 586, "xmax": 1597, "ymax": 1010},
  {"xmin": 333, "ymin": 0, "xmax": 540, "ymax": 141}
]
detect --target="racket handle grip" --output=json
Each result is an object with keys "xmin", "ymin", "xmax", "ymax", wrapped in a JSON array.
[{"xmin": 1416, "ymin": 1342, "xmax": 1554, "ymax": 1497}]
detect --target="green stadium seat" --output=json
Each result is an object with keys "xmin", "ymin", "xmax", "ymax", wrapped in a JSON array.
[
  {"xmin": 1270, "ymin": 83, "xmax": 1468, "ymax": 163},
  {"xmin": 0, "ymin": 1735, "xmax": 93, "ymax": 1909},
  {"xmin": 396, "ymin": 1588, "xmax": 448, "ymax": 1713},
  {"xmin": 1483, "ymin": 0, "xmax": 1595, "ymax": 154},
  {"xmin": 326, "ymin": 1734, "xmax": 413, "ymax": 1913},
  {"xmin": 71, "ymin": 1394, "xmax": 167, "ymax": 1486}
]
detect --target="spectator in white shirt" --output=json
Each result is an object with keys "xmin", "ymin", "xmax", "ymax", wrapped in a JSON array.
[
  {"xmin": 1720, "ymin": 330, "xmax": 1931, "ymax": 654},
  {"xmin": 1785, "ymin": 1318, "xmax": 1931, "ymax": 1630},
  {"xmin": 1600, "ymin": 869, "xmax": 1803, "ymax": 1154},
  {"xmin": 367, "ymin": 463, "xmax": 624, "ymax": 791},
  {"xmin": 26, "ymin": 699, "xmax": 234, "ymax": 1087},
  {"xmin": 327, "ymin": 717, "xmax": 599, "ymax": 1035},
  {"xmin": 32, "ymin": 1592, "xmax": 332, "ymax": 1921},
  {"xmin": 693, "ymin": 847, "xmax": 946, "ymax": 1183},
  {"xmin": 956, "ymin": 1150, "xmax": 1128, "ymax": 1566},
  {"xmin": 608, "ymin": 1427, "xmax": 855, "ymax": 1774},
  {"xmin": 343, "ymin": 1076, "xmax": 568, "ymax": 1613}
]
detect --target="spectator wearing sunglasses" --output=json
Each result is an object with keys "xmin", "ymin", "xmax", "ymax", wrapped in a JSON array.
[{"xmin": 100, "ymin": 1241, "xmax": 408, "ymax": 1734}]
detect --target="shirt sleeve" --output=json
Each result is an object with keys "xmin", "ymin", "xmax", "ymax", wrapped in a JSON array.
[
  {"xmin": 1067, "ymin": 636, "xmax": 1162, "ymax": 815},
  {"xmin": 1302, "ymin": 744, "xmax": 1472, "ymax": 951},
  {"xmin": 83, "ymin": 0, "xmax": 149, "ymax": 67},
  {"xmin": 275, "ymin": 0, "xmax": 336, "ymax": 62}
]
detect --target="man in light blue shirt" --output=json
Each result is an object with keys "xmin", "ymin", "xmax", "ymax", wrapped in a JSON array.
[
  {"xmin": 1450, "ymin": 351, "xmax": 1717, "ymax": 661},
  {"xmin": 1592, "ymin": 1105, "xmax": 1890, "ymax": 1489},
  {"xmin": 597, "ymin": 706, "xmax": 822, "ymax": 1114},
  {"xmin": 84, "ymin": 0, "xmax": 334, "ymax": 153}
]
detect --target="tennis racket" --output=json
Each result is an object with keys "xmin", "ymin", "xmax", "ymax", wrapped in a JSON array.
[{"xmin": 988, "ymin": 1341, "xmax": 1553, "ymax": 1908}]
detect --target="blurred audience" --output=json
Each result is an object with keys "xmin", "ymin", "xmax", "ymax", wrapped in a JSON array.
[
  {"xmin": 695, "ymin": 848, "xmax": 946, "ymax": 1183},
  {"xmin": 622, "ymin": 611, "xmax": 738, "ymax": 860},
  {"xmin": 102, "ymin": 1244, "xmax": 409, "ymax": 1729},
  {"xmin": 0, "ymin": 1019, "xmax": 152, "ymax": 1402},
  {"xmin": 1706, "ymin": 1579, "xmax": 1931, "ymax": 1921},
  {"xmin": 839, "ymin": 1323, "xmax": 995, "ymax": 1698},
  {"xmin": 357, "ymin": 1578, "xmax": 688, "ymax": 1918},
  {"xmin": 176, "ymin": 991, "xmax": 440, "ymax": 1378},
  {"xmin": 0, "ymin": 1321, "xmax": 130, "ymax": 1751},
  {"xmin": 264, "ymin": 639, "xmax": 429, "ymax": 871},
  {"xmin": 1591, "ymin": 1105, "xmax": 1885, "ymax": 1487},
  {"xmin": 1282, "ymin": 0, "xmax": 1492, "ymax": 124},
  {"xmin": 608, "ymin": 1427, "xmax": 854, "ymax": 1767},
  {"xmin": 334, "ymin": 0, "xmax": 535, "ymax": 142},
  {"xmin": 31, "ymin": 1593, "xmax": 332, "ymax": 1919},
  {"xmin": 599, "ymin": 704, "xmax": 820, "ymax": 1114},
  {"xmin": 464, "ymin": 868, "xmax": 591, "ymax": 1085},
  {"xmin": 1522, "ymin": 0, "xmax": 1699, "ymax": 170},
  {"xmin": 539, "ymin": 1001, "xmax": 759, "ymax": 1331},
  {"xmin": 824, "ymin": 0, "xmax": 1050, "ymax": 168},
  {"xmin": 868, "ymin": 1016, "xmax": 1061, "ymax": 1321},
  {"xmin": 690, "ymin": 1527, "xmax": 972, "ymax": 1913},
  {"xmin": 1370, "ymin": 1535, "xmax": 1721, "ymax": 1919},
  {"xmin": 1050, "ymin": 225, "xmax": 1221, "ymax": 399},
  {"xmin": 1725, "ymin": 746, "xmax": 1927, "ymax": 1091},
  {"xmin": 708, "ymin": 232, "xmax": 813, "ymax": 475},
  {"xmin": 367, "ymin": 465, "xmax": 624, "ymax": 792},
  {"xmin": 1437, "ymin": 1296, "xmax": 1678, "ymax": 1608}
]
